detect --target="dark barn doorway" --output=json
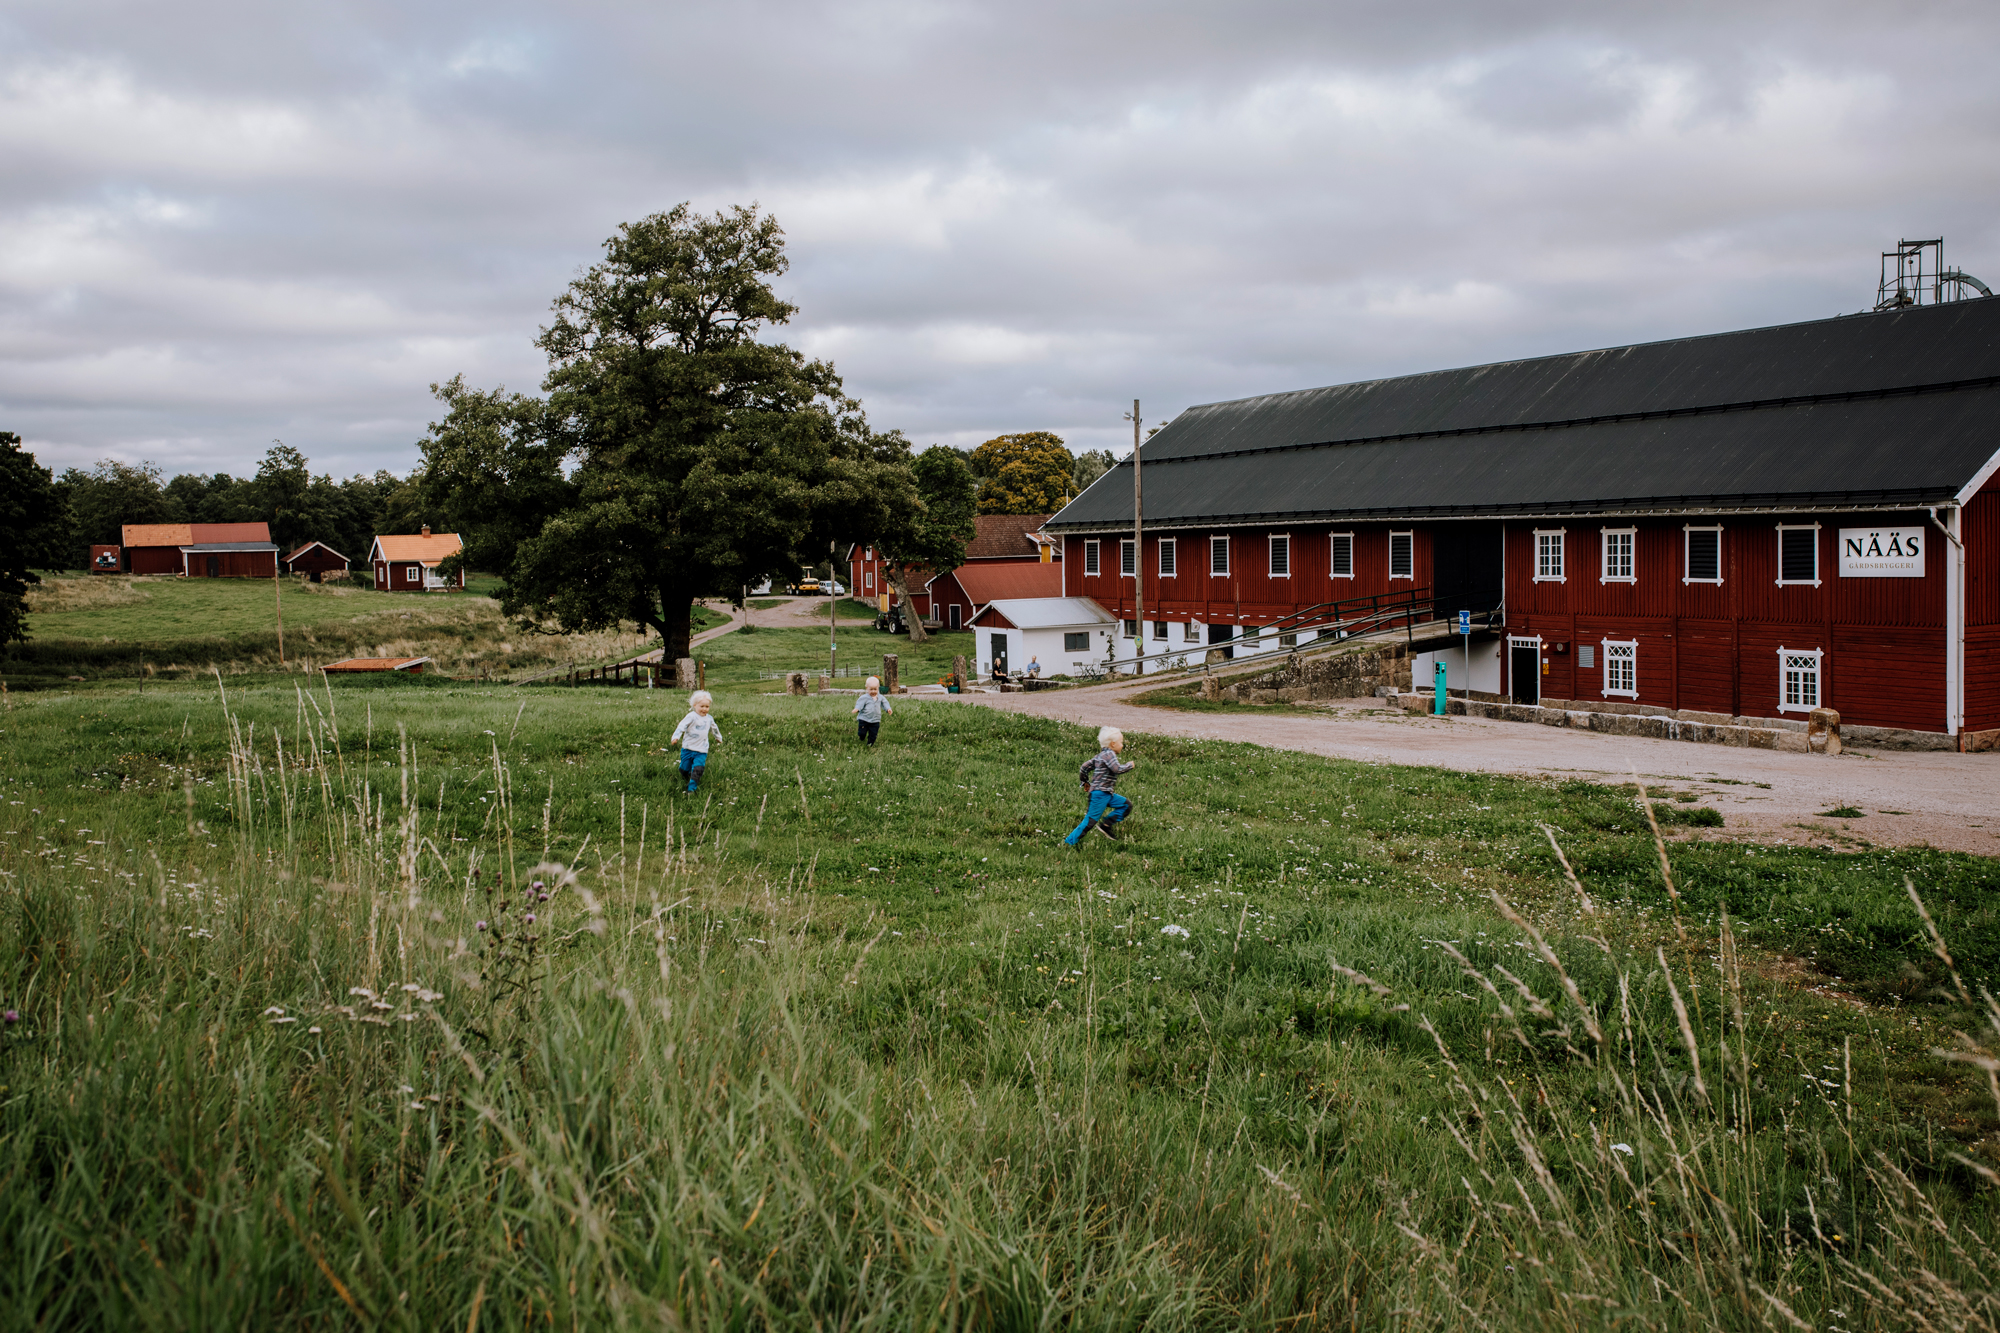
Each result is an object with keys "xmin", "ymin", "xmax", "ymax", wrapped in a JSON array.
[
  {"xmin": 1207, "ymin": 623, "xmax": 1235, "ymax": 660},
  {"xmin": 1510, "ymin": 638, "xmax": 1541, "ymax": 706},
  {"xmin": 1430, "ymin": 521, "xmax": 1503, "ymax": 613}
]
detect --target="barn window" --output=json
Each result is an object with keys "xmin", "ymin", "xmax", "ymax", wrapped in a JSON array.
[
  {"xmin": 1064, "ymin": 631, "xmax": 1090, "ymax": 652},
  {"xmin": 1120, "ymin": 540, "xmax": 1136, "ymax": 576},
  {"xmin": 1084, "ymin": 540, "xmax": 1100, "ymax": 575},
  {"xmin": 1210, "ymin": 536, "xmax": 1230, "ymax": 575},
  {"xmin": 1123, "ymin": 619, "xmax": 1138, "ymax": 639},
  {"xmin": 1269, "ymin": 535, "xmax": 1291, "ymax": 577},
  {"xmin": 1330, "ymin": 533, "xmax": 1354, "ymax": 578},
  {"xmin": 1602, "ymin": 640, "xmax": 1637, "ymax": 698},
  {"xmin": 1152, "ymin": 620, "xmax": 1168, "ymax": 640},
  {"xmin": 1600, "ymin": 529, "xmax": 1635, "ymax": 583},
  {"xmin": 1158, "ymin": 538, "xmax": 1176, "ymax": 577},
  {"xmin": 1777, "ymin": 525, "xmax": 1820, "ymax": 586},
  {"xmin": 1577, "ymin": 644, "xmax": 1596, "ymax": 669},
  {"xmin": 1684, "ymin": 526, "xmax": 1723, "ymax": 584},
  {"xmin": 1777, "ymin": 648, "xmax": 1822, "ymax": 712},
  {"xmin": 405, "ymin": 566, "xmax": 420, "ymax": 583},
  {"xmin": 1389, "ymin": 532, "xmax": 1413, "ymax": 580},
  {"xmin": 863, "ymin": 572, "xmax": 873, "ymax": 591},
  {"xmin": 1534, "ymin": 530, "xmax": 1565, "ymax": 581}
]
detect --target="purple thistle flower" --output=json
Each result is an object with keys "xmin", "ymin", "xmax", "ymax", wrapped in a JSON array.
[
  {"xmin": 475, "ymin": 921, "xmax": 488, "ymax": 932},
  {"xmin": 537, "ymin": 892, "xmax": 549, "ymax": 902},
  {"xmin": 2, "ymin": 1010, "xmax": 17, "ymax": 1024},
  {"xmin": 531, "ymin": 880, "xmax": 545, "ymax": 890},
  {"xmin": 524, "ymin": 913, "xmax": 536, "ymax": 924}
]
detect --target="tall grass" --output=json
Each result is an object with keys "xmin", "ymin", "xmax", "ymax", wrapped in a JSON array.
[{"xmin": 1, "ymin": 682, "xmax": 1996, "ymax": 1328}]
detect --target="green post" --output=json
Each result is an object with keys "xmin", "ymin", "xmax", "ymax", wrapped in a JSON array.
[{"xmin": 1433, "ymin": 660, "xmax": 1448, "ymax": 717}]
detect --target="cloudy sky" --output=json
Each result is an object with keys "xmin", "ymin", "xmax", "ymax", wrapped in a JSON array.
[{"xmin": 6, "ymin": 0, "xmax": 1998, "ymax": 479}]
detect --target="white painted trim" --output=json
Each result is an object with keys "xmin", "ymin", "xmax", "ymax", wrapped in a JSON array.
[
  {"xmin": 1601, "ymin": 638, "xmax": 1639, "ymax": 699},
  {"xmin": 1209, "ymin": 535, "xmax": 1230, "ymax": 576},
  {"xmin": 1954, "ymin": 446, "xmax": 2000, "ymax": 506},
  {"xmin": 1268, "ymin": 533, "xmax": 1292, "ymax": 578},
  {"xmin": 1158, "ymin": 536, "xmax": 1177, "ymax": 578},
  {"xmin": 1533, "ymin": 528, "xmax": 1566, "ymax": 583},
  {"xmin": 1682, "ymin": 524, "xmax": 1724, "ymax": 585},
  {"xmin": 1946, "ymin": 506, "xmax": 1964, "ymax": 735},
  {"xmin": 1388, "ymin": 530, "xmax": 1415, "ymax": 581},
  {"xmin": 1329, "ymin": 531, "xmax": 1355, "ymax": 579},
  {"xmin": 1599, "ymin": 527, "xmax": 1636, "ymax": 584},
  {"xmin": 1775, "ymin": 646, "xmax": 1824, "ymax": 714},
  {"xmin": 1119, "ymin": 538, "xmax": 1136, "ymax": 578},
  {"xmin": 1083, "ymin": 539, "xmax": 1100, "ymax": 576},
  {"xmin": 1775, "ymin": 522, "xmax": 1822, "ymax": 587}
]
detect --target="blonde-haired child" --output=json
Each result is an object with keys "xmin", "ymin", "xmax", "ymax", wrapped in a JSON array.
[
  {"xmin": 671, "ymin": 690, "xmax": 721, "ymax": 794},
  {"xmin": 1064, "ymin": 725, "xmax": 1136, "ymax": 844},
  {"xmin": 852, "ymin": 675, "xmax": 893, "ymax": 745}
]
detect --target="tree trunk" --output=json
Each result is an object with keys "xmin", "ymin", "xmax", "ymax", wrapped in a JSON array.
[
  {"xmin": 659, "ymin": 588, "xmax": 696, "ymax": 661},
  {"xmin": 884, "ymin": 563, "xmax": 929, "ymax": 643}
]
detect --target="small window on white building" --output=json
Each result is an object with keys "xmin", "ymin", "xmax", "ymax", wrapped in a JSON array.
[
  {"xmin": 1330, "ymin": 533, "xmax": 1354, "ymax": 578},
  {"xmin": 1389, "ymin": 532, "xmax": 1413, "ymax": 580},
  {"xmin": 1534, "ymin": 530, "xmax": 1565, "ymax": 582},
  {"xmin": 1601, "ymin": 528, "xmax": 1635, "ymax": 583},
  {"xmin": 1063, "ymin": 631, "xmax": 1090, "ymax": 652},
  {"xmin": 1602, "ymin": 640, "xmax": 1637, "ymax": 698},
  {"xmin": 1158, "ymin": 538, "xmax": 1176, "ymax": 577},
  {"xmin": 1120, "ymin": 540, "xmax": 1136, "ymax": 576},
  {"xmin": 1152, "ymin": 620, "xmax": 1168, "ymax": 640},
  {"xmin": 1083, "ymin": 540, "xmax": 1100, "ymax": 575},
  {"xmin": 1123, "ymin": 619, "xmax": 1138, "ymax": 639},
  {"xmin": 1778, "ymin": 648, "xmax": 1822, "ymax": 713},
  {"xmin": 1684, "ymin": 526, "xmax": 1722, "ymax": 584},
  {"xmin": 1777, "ymin": 525, "xmax": 1820, "ymax": 586},
  {"xmin": 1210, "ymin": 536, "xmax": 1230, "ymax": 575},
  {"xmin": 1269, "ymin": 534, "xmax": 1290, "ymax": 577}
]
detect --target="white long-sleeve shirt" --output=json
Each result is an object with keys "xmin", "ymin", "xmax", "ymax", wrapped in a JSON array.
[{"xmin": 671, "ymin": 712, "xmax": 721, "ymax": 753}]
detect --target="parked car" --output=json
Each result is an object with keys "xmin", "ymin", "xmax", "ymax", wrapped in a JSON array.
[
  {"xmin": 791, "ymin": 577, "xmax": 822, "ymax": 595},
  {"xmin": 825, "ymin": 580, "xmax": 846, "ymax": 596}
]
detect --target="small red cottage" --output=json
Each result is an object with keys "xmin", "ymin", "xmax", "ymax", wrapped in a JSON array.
[
  {"xmin": 926, "ymin": 559, "xmax": 1063, "ymax": 631},
  {"xmin": 848, "ymin": 515, "xmax": 1059, "ymax": 618},
  {"xmin": 368, "ymin": 528, "xmax": 464, "ymax": 592},
  {"xmin": 284, "ymin": 541, "xmax": 350, "ymax": 582}
]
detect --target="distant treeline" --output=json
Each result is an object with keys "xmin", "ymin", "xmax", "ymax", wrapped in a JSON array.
[{"xmin": 51, "ymin": 442, "xmax": 429, "ymax": 569}]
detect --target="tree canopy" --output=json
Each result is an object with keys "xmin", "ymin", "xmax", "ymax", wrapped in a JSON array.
[
  {"xmin": 1070, "ymin": 448, "xmax": 1116, "ymax": 494},
  {"xmin": 0, "ymin": 434, "xmax": 64, "ymax": 646},
  {"xmin": 967, "ymin": 431, "xmax": 1074, "ymax": 515},
  {"xmin": 419, "ymin": 203, "xmax": 912, "ymax": 659},
  {"xmin": 872, "ymin": 445, "xmax": 977, "ymax": 642}
]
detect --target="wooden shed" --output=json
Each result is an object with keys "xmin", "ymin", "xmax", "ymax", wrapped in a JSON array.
[
  {"xmin": 285, "ymin": 541, "xmax": 350, "ymax": 582},
  {"xmin": 120, "ymin": 522, "xmax": 277, "ymax": 577}
]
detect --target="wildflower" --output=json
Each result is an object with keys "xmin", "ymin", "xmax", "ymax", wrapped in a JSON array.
[
  {"xmin": 537, "ymin": 892, "xmax": 548, "ymax": 902},
  {"xmin": 5, "ymin": 1010, "xmax": 21, "ymax": 1023},
  {"xmin": 475, "ymin": 921, "xmax": 488, "ymax": 932},
  {"xmin": 1160, "ymin": 924, "xmax": 1190, "ymax": 938},
  {"xmin": 524, "ymin": 913, "xmax": 536, "ymax": 924},
  {"xmin": 532, "ymin": 880, "xmax": 545, "ymax": 890}
]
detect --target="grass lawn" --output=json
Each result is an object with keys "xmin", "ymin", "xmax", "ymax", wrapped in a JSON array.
[{"xmin": 3, "ymin": 672, "xmax": 1999, "ymax": 1326}]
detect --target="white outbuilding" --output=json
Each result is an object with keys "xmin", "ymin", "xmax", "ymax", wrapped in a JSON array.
[{"xmin": 968, "ymin": 597, "xmax": 1119, "ymax": 679}]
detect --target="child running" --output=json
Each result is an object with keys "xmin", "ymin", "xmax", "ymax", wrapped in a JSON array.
[
  {"xmin": 670, "ymin": 690, "xmax": 721, "ymax": 794},
  {"xmin": 1064, "ymin": 726, "xmax": 1136, "ymax": 844},
  {"xmin": 852, "ymin": 675, "xmax": 893, "ymax": 745}
]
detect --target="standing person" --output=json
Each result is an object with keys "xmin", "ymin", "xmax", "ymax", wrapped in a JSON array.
[
  {"xmin": 671, "ymin": 690, "xmax": 721, "ymax": 794},
  {"xmin": 852, "ymin": 675, "xmax": 893, "ymax": 745},
  {"xmin": 1064, "ymin": 726, "xmax": 1136, "ymax": 845}
]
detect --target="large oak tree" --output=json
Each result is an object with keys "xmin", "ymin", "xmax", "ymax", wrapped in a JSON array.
[
  {"xmin": 421, "ymin": 204, "xmax": 912, "ymax": 659},
  {"xmin": 874, "ymin": 445, "xmax": 977, "ymax": 643}
]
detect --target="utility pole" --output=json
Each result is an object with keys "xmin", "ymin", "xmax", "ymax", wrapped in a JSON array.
[
  {"xmin": 1124, "ymin": 399, "xmax": 1143, "ymax": 675},
  {"xmin": 828, "ymin": 539, "xmax": 838, "ymax": 679},
  {"xmin": 273, "ymin": 555, "xmax": 285, "ymax": 667}
]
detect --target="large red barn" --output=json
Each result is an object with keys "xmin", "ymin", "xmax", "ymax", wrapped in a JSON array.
[
  {"xmin": 118, "ymin": 522, "xmax": 277, "ymax": 577},
  {"xmin": 1048, "ymin": 300, "xmax": 2000, "ymax": 748}
]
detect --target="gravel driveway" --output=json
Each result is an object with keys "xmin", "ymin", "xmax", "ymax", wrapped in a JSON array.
[{"xmin": 947, "ymin": 678, "xmax": 2000, "ymax": 856}]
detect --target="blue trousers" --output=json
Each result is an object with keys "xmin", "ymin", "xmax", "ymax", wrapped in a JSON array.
[
  {"xmin": 678, "ymin": 748, "xmax": 707, "ymax": 790},
  {"xmin": 1065, "ymin": 790, "xmax": 1131, "ymax": 844}
]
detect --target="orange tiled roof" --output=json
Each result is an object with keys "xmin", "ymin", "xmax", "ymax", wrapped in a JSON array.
[
  {"xmin": 373, "ymin": 532, "xmax": 463, "ymax": 563},
  {"xmin": 122, "ymin": 523, "xmax": 193, "ymax": 547},
  {"xmin": 192, "ymin": 521, "xmax": 271, "ymax": 543},
  {"xmin": 942, "ymin": 561, "xmax": 1063, "ymax": 603},
  {"xmin": 964, "ymin": 514, "xmax": 1052, "ymax": 560}
]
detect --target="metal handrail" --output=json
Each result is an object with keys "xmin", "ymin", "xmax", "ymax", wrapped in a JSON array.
[{"xmin": 1101, "ymin": 587, "xmax": 1503, "ymax": 677}]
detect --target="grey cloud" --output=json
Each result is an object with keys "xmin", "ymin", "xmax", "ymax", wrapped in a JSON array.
[{"xmin": 3, "ymin": 0, "xmax": 1999, "ymax": 473}]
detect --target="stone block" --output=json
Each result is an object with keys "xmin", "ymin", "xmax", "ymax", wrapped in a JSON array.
[
  {"xmin": 786, "ymin": 671, "xmax": 807, "ymax": 696},
  {"xmin": 1675, "ymin": 709, "xmax": 1734, "ymax": 725},
  {"xmin": 1962, "ymin": 728, "xmax": 2000, "ymax": 754}
]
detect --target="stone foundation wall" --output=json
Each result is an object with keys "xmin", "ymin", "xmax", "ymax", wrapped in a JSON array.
[
  {"xmin": 1392, "ymin": 694, "xmax": 1962, "ymax": 752},
  {"xmin": 1222, "ymin": 643, "xmax": 1412, "ymax": 703}
]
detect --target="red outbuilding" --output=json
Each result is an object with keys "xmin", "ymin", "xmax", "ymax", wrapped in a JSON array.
[
  {"xmin": 925, "ymin": 559, "xmax": 1063, "ymax": 632},
  {"xmin": 848, "ymin": 514, "xmax": 1059, "ymax": 620},
  {"xmin": 119, "ymin": 522, "xmax": 278, "ymax": 577},
  {"xmin": 1048, "ymin": 300, "xmax": 2000, "ymax": 747},
  {"xmin": 369, "ymin": 528, "xmax": 465, "ymax": 592},
  {"xmin": 284, "ymin": 541, "xmax": 350, "ymax": 582}
]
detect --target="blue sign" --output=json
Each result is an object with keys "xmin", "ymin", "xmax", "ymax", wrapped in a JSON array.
[{"xmin": 1457, "ymin": 609, "xmax": 1471, "ymax": 635}]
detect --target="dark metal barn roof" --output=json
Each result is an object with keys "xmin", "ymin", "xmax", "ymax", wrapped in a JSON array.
[{"xmin": 1049, "ymin": 300, "xmax": 2000, "ymax": 530}]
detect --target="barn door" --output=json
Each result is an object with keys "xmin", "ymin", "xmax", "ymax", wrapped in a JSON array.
[
  {"xmin": 206, "ymin": 556, "xmax": 220, "ymax": 578},
  {"xmin": 1207, "ymin": 623, "xmax": 1234, "ymax": 660},
  {"xmin": 990, "ymin": 633, "xmax": 1008, "ymax": 676},
  {"xmin": 1509, "ymin": 636, "xmax": 1541, "ymax": 705},
  {"xmin": 1431, "ymin": 521, "xmax": 1503, "ymax": 612}
]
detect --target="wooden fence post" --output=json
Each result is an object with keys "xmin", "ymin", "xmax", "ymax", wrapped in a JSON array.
[{"xmin": 882, "ymin": 653, "xmax": 899, "ymax": 695}]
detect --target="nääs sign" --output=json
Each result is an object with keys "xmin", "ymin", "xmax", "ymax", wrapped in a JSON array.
[{"xmin": 1837, "ymin": 527, "xmax": 1924, "ymax": 578}]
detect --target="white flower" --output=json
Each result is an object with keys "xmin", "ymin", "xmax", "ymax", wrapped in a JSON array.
[
  {"xmin": 1611, "ymin": 1143, "xmax": 1634, "ymax": 1156},
  {"xmin": 1160, "ymin": 924, "xmax": 1190, "ymax": 938},
  {"xmin": 261, "ymin": 1006, "xmax": 286, "ymax": 1017}
]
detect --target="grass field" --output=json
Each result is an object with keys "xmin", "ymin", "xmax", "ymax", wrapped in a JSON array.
[{"xmin": 4, "ymin": 666, "xmax": 2000, "ymax": 1328}]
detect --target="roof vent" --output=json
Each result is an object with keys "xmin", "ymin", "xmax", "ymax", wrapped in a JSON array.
[{"xmin": 1875, "ymin": 238, "xmax": 1994, "ymax": 310}]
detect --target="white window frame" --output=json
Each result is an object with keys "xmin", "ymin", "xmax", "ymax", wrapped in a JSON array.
[
  {"xmin": 1601, "ymin": 639, "xmax": 1638, "ymax": 699},
  {"xmin": 1534, "ymin": 529, "xmax": 1566, "ymax": 582},
  {"xmin": 1777, "ymin": 647, "xmax": 1823, "ymax": 714},
  {"xmin": 1123, "ymin": 619, "xmax": 1139, "ymax": 639},
  {"xmin": 1120, "ymin": 540, "xmax": 1136, "ymax": 577},
  {"xmin": 1600, "ymin": 528, "xmax": 1635, "ymax": 584},
  {"xmin": 1268, "ymin": 534, "xmax": 1291, "ymax": 578},
  {"xmin": 1388, "ymin": 531, "xmax": 1414, "ymax": 581},
  {"xmin": 1776, "ymin": 523, "xmax": 1821, "ymax": 587},
  {"xmin": 1209, "ymin": 535, "xmax": 1230, "ymax": 576},
  {"xmin": 1683, "ymin": 525, "xmax": 1723, "ymax": 585},
  {"xmin": 1151, "ymin": 620, "xmax": 1168, "ymax": 641},
  {"xmin": 1083, "ymin": 540, "xmax": 1100, "ymax": 576},
  {"xmin": 1329, "ymin": 532, "xmax": 1354, "ymax": 579},
  {"xmin": 1158, "ymin": 537, "xmax": 1176, "ymax": 578},
  {"xmin": 405, "ymin": 565, "xmax": 421, "ymax": 583},
  {"xmin": 1062, "ymin": 631, "xmax": 1090, "ymax": 652}
]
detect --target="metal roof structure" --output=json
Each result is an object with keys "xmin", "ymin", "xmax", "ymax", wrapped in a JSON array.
[{"xmin": 1048, "ymin": 300, "xmax": 2000, "ymax": 530}]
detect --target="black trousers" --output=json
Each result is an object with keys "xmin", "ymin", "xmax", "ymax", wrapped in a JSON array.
[{"xmin": 857, "ymin": 720, "xmax": 880, "ymax": 745}]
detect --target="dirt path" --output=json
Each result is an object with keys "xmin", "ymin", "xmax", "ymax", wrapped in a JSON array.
[{"xmin": 945, "ymin": 675, "xmax": 2000, "ymax": 856}]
